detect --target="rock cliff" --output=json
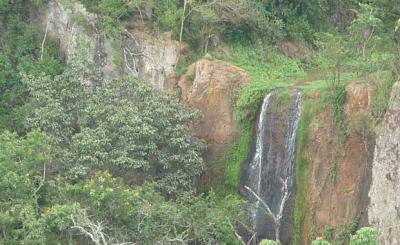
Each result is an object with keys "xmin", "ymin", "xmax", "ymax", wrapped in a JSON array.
[
  {"xmin": 178, "ymin": 59, "xmax": 249, "ymax": 159},
  {"xmin": 368, "ymin": 82, "xmax": 400, "ymax": 245},
  {"xmin": 302, "ymin": 82, "xmax": 375, "ymax": 243},
  {"xmin": 39, "ymin": 0, "xmax": 179, "ymax": 88}
]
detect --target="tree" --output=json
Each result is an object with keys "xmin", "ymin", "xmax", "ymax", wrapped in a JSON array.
[
  {"xmin": 348, "ymin": 3, "xmax": 385, "ymax": 78},
  {"xmin": 0, "ymin": 0, "xmax": 62, "ymax": 133},
  {"xmin": 315, "ymin": 32, "xmax": 348, "ymax": 87},
  {"xmin": 244, "ymin": 178, "xmax": 290, "ymax": 244},
  {"xmin": 50, "ymin": 171, "xmax": 244, "ymax": 244},
  {"xmin": 24, "ymin": 59, "xmax": 90, "ymax": 148},
  {"xmin": 350, "ymin": 227, "xmax": 379, "ymax": 245},
  {"xmin": 70, "ymin": 77, "xmax": 205, "ymax": 195},
  {"xmin": 0, "ymin": 130, "xmax": 49, "ymax": 244},
  {"xmin": 25, "ymin": 58, "xmax": 205, "ymax": 196}
]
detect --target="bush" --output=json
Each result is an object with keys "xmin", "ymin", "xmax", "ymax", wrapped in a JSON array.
[
  {"xmin": 372, "ymin": 74, "xmax": 395, "ymax": 119},
  {"xmin": 312, "ymin": 237, "xmax": 331, "ymax": 245},
  {"xmin": 260, "ymin": 240, "xmax": 279, "ymax": 245},
  {"xmin": 25, "ymin": 59, "xmax": 205, "ymax": 196},
  {"xmin": 350, "ymin": 227, "xmax": 379, "ymax": 245}
]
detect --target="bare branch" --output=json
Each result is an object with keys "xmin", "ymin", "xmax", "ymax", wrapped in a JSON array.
[
  {"xmin": 244, "ymin": 185, "xmax": 275, "ymax": 221},
  {"xmin": 245, "ymin": 177, "xmax": 291, "ymax": 245},
  {"xmin": 71, "ymin": 213, "xmax": 135, "ymax": 245},
  {"xmin": 40, "ymin": 21, "xmax": 49, "ymax": 60}
]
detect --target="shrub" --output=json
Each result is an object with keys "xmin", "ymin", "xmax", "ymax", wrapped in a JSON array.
[{"xmin": 350, "ymin": 227, "xmax": 379, "ymax": 245}]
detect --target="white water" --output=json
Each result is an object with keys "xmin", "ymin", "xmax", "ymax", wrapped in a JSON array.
[
  {"xmin": 246, "ymin": 91, "xmax": 302, "ymax": 243},
  {"xmin": 249, "ymin": 92, "xmax": 273, "ymax": 227},
  {"xmin": 284, "ymin": 92, "xmax": 302, "ymax": 184}
]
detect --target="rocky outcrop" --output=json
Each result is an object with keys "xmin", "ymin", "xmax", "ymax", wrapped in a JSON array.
[
  {"xmin": 302, "ymin": 82, "xmax": 375, "ymax": 243},
  {"xmin": 39, "ymin": 0, "xmax": 179, "ymax": 88},
  {"xmin": 178, "ymin": 59, "xmax": 249, "ymax": 159},
  {"xmin": 368, "ymin": 82, "xmax": 400, "ymax": 245},
  {"xmin": 40, "ymin": 0, "xmax": 117, "ymax": 80},
  {"xmin": 122, "ymin": 29, "xmax": 179, "ymax": 89}
]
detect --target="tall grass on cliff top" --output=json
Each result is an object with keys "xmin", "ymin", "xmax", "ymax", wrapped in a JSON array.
[{"xmin": 213, "ymin": 42, "xmax": 306, "ymax": 122}]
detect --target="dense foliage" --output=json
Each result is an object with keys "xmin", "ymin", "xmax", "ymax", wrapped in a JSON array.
[
  {"xmin": 0, "ymin": 131, "xmax": 243, "ymax": 244},
  {"xmin": 0, "ymin": 0, "xmax": 62, "ymax": 133},
  {"xmin": 24, "ymin": 58, "xmax": 205, "ymax": 196}
]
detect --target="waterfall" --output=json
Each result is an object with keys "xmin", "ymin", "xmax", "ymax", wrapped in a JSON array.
[
  {"xmin": 251, "ymin": 92, "xmax": 274, "ymax": 225},
  {"xmin": 284, "ymin": 92, "xmax": 302, "ymax": 187},
  {"xmin": 241, "ymin": 90, "xmax": 302, "ymax": 244}
]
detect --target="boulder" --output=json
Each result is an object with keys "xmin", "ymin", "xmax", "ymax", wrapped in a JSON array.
[{"xmin": 178, "ymin": 59, "xmax": 249, "ymax": 159}]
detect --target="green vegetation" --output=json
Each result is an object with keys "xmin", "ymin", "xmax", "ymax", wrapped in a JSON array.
[
  {"xmin": 0, "ymin": 135, "xmax": 244, "ymax": 244},
  {"xmin": 310, "ymin": 226, "xmax": 379, "ymax": 245},
  {"xmin": 350, "ymin": 227, "xmax": 379, "ymax": 245},
  {"xmin": 260, "ymin": 239, "xmax": 279, "ymax": 245},
  {"xmin": 309, "ymin": 218, "xmax": 379, "ymax": 245},
  {"xmin": 330, "ymin": 84, "xmax": 347, "ymax": 131},
  {"xmin": 2, "ymin": 0, "xmax": 400, "ymax": 243},
  {"xmin": 216, "ymin": 121, "xmax": 253, "ymax": 195},
  {"xmin": 214, "ymin": 42, "xmax": 305, "ymax": 121},
  {"xmin": 0, "ymin": 57, "xmax": 244, "ymax": 243},
  {"xmin": 276, "ymin": 90, "xmax": 292, "ymax": 109},
  {"xmin": 0, "ymin": 0, "xmax": 62, "ymax": 133},
  {"xmin": 372, "ymin": 73, "xmax": 396, "ymax": 119},
  {"xmin": 24, "ymin": 58, "xmax": 205, "ymax": 196},
  {"xmin": 312, "ymin": 237, "xmax": 331, "ymax": 245},
  {"xmin": 333, "ymin": 214, "xmax": 362, "ymax": 245}
]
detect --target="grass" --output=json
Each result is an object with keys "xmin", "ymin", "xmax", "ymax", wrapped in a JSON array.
[
  {"xmin": 215, "ymin": 42, "xmax": 306, "ymax": 81},
  {"xmin": 175, "ymin": 53, "xmax": 203, "ymax": 77},
  {"xmin": 372, "ymin": 72, "xmax": 396, "ymax": 120},
  {"xmin": 276, "ymin": 90, "xmax": 292, "ymax": 109},
  {"xmin": 298, "ymin": 72, "xmax": 359, "ymax": 95},
  {"xmin": 211, "ymin": 42, "xmax": 307, "ymax": 122},
  {"xmin": 214, "ymin": 120, "xmax": 253, "ymax": 196}
]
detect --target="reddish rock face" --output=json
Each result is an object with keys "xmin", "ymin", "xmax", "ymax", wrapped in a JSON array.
[
  {"xmin": 178, "ymin": 59, "xmax": 249, "ymax": 160},
  {"xmin": 302, "ymin": 82, "xmax": 375, "ymax": 243}
]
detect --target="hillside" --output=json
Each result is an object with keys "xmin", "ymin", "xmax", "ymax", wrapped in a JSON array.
[{"xmin": 0, "ymin": 0, "xmax": 399, "ymax": 244}]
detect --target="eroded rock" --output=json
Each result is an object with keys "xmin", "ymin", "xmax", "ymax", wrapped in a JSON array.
[
  {"xmin": 303, "ymin": 82, "xmax": 375, "ymax": 243},
  {"xmin": 369, "ymin": 82, "xmax": 400, "ymax": 245},
  {"xmin": 39, "ymin": 0, "xmax": 179, "ymax": 88},
  {"xmin": 178, "ymin": 59, "xmax": 249, "ymax": 159}
]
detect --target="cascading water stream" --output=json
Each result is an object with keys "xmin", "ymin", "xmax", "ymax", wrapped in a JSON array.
[
  {"xmin": 252, "ymin": 92, "xmax": 273, "ymax": 225},
  {"xmin": 284, "ymin": 92, "xmax": 302, "ymax": 187},
  {"xmin": 241, "ymin": 90, "xmax": 302, "ymax": 244}
]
